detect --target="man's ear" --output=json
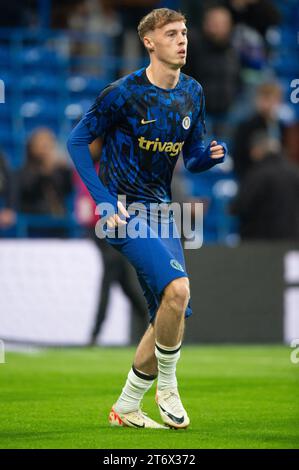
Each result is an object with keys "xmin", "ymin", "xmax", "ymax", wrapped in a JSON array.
[{"xmin": 143, "ymin": 36, "xmax": 154, "ymax": 53}]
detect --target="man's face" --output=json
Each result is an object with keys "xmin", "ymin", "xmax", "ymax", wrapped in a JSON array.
[
  {"xmin": 31, "ymin": 130, "xmax": 56, "ymax": 162},
  {"xmin": 144, "ymin": 21, "xmax": 188, "ymax": 69},
  {"xmin": 203, "ymin": 9, "xmax": 232, "ymax": 43}
]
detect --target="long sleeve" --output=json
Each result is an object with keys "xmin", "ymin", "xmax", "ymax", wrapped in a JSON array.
[
  {"xmin": 67, "ymin": 84, "xmax": 126, "ymax": 212},
  {"xmin": 183, "ymin": 91, "xmax": 226, "ymax": 173}
]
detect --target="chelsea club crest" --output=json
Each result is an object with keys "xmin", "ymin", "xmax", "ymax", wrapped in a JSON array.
[{"xmin": 182, "ymin": 116, "xmax": 191, "ymax": 130}]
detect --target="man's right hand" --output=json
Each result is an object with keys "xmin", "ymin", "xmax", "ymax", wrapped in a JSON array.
[{"xmin": 106, "ymin": 200, "xmax": 130, "ymax": 228}]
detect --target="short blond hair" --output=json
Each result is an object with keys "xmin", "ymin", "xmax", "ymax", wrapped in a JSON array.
[{"xmin": 137, "ymin": 8, "xmax": 186, "ymax": 42}]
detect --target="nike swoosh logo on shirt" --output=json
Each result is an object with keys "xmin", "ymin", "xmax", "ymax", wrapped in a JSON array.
[
  {"xmin": 141, "ymin": 118, "xmax": 157, "ymax": 125},
  {"xmin": 158, "ymin": 404, "xmax": 184, "ymax": 424}
]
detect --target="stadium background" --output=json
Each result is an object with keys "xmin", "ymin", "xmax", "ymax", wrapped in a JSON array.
[{"xmin": 0, "ymin": 0, "xmax": 299, "ymax": 450}]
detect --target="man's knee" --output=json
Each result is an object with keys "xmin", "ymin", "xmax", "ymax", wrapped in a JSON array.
[{"xmin": 163, "ymin": 277, "xmax": 190, "ymax": 312}]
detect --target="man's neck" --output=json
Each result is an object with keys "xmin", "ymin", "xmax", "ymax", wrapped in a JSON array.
[{"xmin": 146, "ymin": 62, "xmax": 180, "ymax": 90}]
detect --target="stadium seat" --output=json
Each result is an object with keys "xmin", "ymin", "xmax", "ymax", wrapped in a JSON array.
[
  {"xmin": 66, "ymin": 75, "xmax": 108, "ymax": 101},
  {"xmin": 0, "ymin": 132, "xmax": 20, "ymax": 167},
  {"xmin": 271, "ymin": 53, "xmax": 299, "ymax": 76},
  {"xmin": 268, "ymin": 27, "xmax": 296, "ymax": 49},
  {"xmin": 0, "ymin": 45, "xmax": 11, "ymax": 67},
  {"xmin": 17, "ymin": 46, "xmax": 67, "ymax": 72},
  {"xmin": 20, "ymin": 99, "xmax": 61, "ymax": 134},
  {"xmin": 0, "ymin": 71, "xmax": 15, "ymax": 96},
  {"xmin": 64, "ymin": 99, "xmax": 93, "ymax": 128},
  {"xmin": 20, "ymin": 73, "xmax": 64, "ymax": 99}
]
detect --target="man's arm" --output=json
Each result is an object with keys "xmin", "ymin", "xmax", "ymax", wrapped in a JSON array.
[
  {"xmin": 182, "ymin": 89, "xmax": 227, "ymax": 173},
  {"xmin": 67, "ymin": 84, "xmax": 126, "ymax": 214}
]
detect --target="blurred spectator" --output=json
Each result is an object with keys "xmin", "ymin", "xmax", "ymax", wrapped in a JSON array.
[
  {"xmin": 223, "ymin": 0, "xmax": 281, "ymax": 38},
  {"xmin": 232, "ymin": 81, "xmax": 284, "ymax": 180},
  {"xmin": 66, "ymin": 0, "xmax": 121, "ymax": 76},
  {"xmin": 73, "ymin": 138, "xmax": 148, "ymax": 345},
  {"xmin": 223, "ymin": 0, "xmax": 281, "ymax": 72},
  {"xmin": 231, "ymin": 133, "xmax": 299, "ymax": 240},
  {"xmin": 185, "ymin": 6, "xmax": 241, "ymax": 139},
  {"xmin": 52, "ymin": 0, "xmax": 83, "ymax": 29},
  {"xmin": 105, "ymin": 0, "xmax": 159, "ymax": 76},
  {"xmin": 0, "ymin": 151, "xmax": 16, "ymax": 231},
  {"xmin": 18, "ymin": 128, "xmax": 73, "ymax": 218},
  {"xmin": 181, "ymin": 0, "xmax": 203, "ymax": 28}
]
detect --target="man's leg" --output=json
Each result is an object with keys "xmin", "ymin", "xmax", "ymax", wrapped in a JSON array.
[
  {"xmin": 113, "ymin": 325, "xmax": 157, "ymax": 415},
  {"xmin": 112, "ymin": 278, "xmax": 189, "ymax": 423},
  {"xmin": 109, "ymin": 324, "xmax": 166, "ymax": 428},
  {"xmin": 133, "ymin": 324, "xmax": 157, "ymax": 375},
  {"xmin": 155, "ymin": 277, "xmax": 189, "ymax": 346},
  {"xmin": 107, "ymin": 221, "xmax": 191, "ymax": 428},
  {"xmin": 133, "ymin": 279, "xmax": 187, "ymax": 375},
  {"xmin": 154, "ymin": 277, "xmax": 190, "ymax": 428}
]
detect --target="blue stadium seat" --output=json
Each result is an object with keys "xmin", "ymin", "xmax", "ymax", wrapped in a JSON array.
[
  {"xmin": 20, "ymin": 99, "xmax": 61, "ymax": 134},
  {"xmin": 272, "ymin": 55, "xmax": 299, "ymax": 77},
  {"xmin": 0, "ymin": 116, "xmax": 12, "ymax": 134},
  {"xmin": 17, "ymin": 46, "xmax": 67, "ymax": 72},
  {"xmin": 269, "ymin": 26, "xmax": 297, "ymax": 49},
  {"xmin": 0, "ymin": 71, "xmax": 15, "ymax": 96},
  {"xmin": 66, "ymin": 75, "xmax": 108, "ymax": 101},
  {"xmin": 64, "ymin": 99, "xmax": 93, "ymax": 128},
  {"xmin": 0, "ymin": 106, "xmax": 13, "ymax": 145},
  {"xmin": 0, "ymin": 100, "xmax": 12, "ymax": 117},
  {"xmin": 20, "ymin": 73, "xmax": 63, "ymax": 99},
  {"xmin": 0, "ymin": 131, "xmax": 20, "ymax": 167},
  {"xmin": 0, "ymin": 45, "xmax": 11, "ymax": 67}
]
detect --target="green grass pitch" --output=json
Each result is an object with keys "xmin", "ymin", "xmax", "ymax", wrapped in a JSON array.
[{"xmin": 0, "ymin": 345, "xmax": 298, "ymax": 449}]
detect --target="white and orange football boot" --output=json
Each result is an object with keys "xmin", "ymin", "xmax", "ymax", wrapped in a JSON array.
[
  {"xmin": 155, "ymin": 388, "xmax": 190, "ymax": 429},
  {"xmin": 109, "ymin": 406, "xmax": 168, "ymax": 429}
]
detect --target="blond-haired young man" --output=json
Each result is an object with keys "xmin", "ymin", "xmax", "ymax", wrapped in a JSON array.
[{"xmin": 68, "ymin": 8, "xmax": 226, "ymax": 429}]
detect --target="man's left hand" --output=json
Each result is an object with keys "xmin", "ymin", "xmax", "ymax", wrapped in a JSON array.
[{"xmin": 209, "ymin": 140, "xmax": 225, "ymax": 159}]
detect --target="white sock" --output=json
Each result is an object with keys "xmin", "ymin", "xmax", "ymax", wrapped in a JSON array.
[
  {"xmin": 114, "ymin": 366, "xmax": 156, "ymax": 414},
  {"xmin": 155, "ymin": 341, "xmax": 181, "ymax": 391}
]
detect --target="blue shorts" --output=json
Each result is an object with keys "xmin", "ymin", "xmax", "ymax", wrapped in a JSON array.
[{"xmin": 104, "ymin": 215, "xmax": 192, "ymax": 323}]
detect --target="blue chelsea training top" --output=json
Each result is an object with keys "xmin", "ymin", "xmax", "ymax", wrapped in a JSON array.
[{"xmin": 67, "ymin": 67, "xmax": 225, "ymax": 210}]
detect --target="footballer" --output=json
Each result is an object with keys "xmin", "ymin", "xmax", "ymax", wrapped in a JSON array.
[{"xmin": 67, "ymin": 8, "xmax": 227, "ymax": 429}]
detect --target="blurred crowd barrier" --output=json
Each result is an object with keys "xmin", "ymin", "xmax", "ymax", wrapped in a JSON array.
[
  {"xmin": 0, "ymin": 239, "xmax": 131, "ymax": 346},
  {"xmin": 184, "ymin": 243, "xmax": 299, "ymax": 344},
  {"xmin": 0, "ymin": 239, "xmax": 298, "ymax": 345}
]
